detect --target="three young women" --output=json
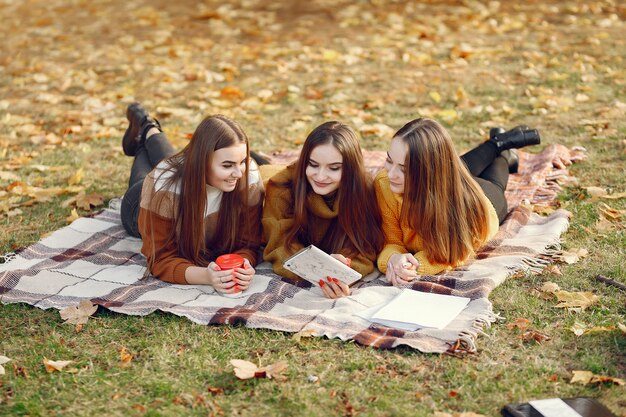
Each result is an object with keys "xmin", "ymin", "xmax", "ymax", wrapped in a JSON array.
[
  {"xmin": 375, "ymin": 118, "xmax": 540, "ymax": 285},
  {"xmin": 262, "ymin": 122, "xmax": 384, "ymax": 299},
  {"xmin": 120, "ymin": 103, "xmax": 263, "ymax": 293}
]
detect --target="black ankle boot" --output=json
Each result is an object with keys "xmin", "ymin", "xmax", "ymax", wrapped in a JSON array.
[
  {"xmin": 490, "ymin": 126, "xmax": 541, "ymax": 152},
  {"xmin": 500, "ymin": 149, "xmax": 519, "ymax": 174},
  {"xmin": 139, "ymin": 117, "xmax": 162, "ymax": 143},
  {"xmin": 122, "ymin": 102, "xmax": 149, "ymax": 156}
]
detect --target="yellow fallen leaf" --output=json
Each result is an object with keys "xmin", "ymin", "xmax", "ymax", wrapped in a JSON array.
[
  {"xmin": 570, "ymin": 370, "xmax": 625, "ymax": 386},
  {"xmin": 437, "ymin": 108, "xmax": 459, "ymax": 123},
  {"xmin": 554, "ymin": 290, "xmax": 598, "ymax": 312},
  {"xmin": 43, "ymin": 358, "xmax": 73, "ymax": 372},
  {"xmin": 599, "ymin": 203, "xmax": 625, "ymax": 221},
  {"xmin": 66, "ymin": 208, "xmax": 79, "ymax": 223},
  {"xmin": 570, "ymin": 370, "xmax": 594, "ymax": 384},
  {"xmin": 293, "ymin": 328, "xmax": 316, "ymax": 342},
  {"xmin": 618, "ymin": 323, "xmax": 626, "ymax": 334},
  {"xmin": 0, "ymin": 355, "xmax": 11, "ymax": 375},
  {"xmin": 67, "ymin": 168, "xmax": 84, "ymax": 186},
  {"xmin": 230, "ymin": 359, "xmax": 287, "ymax": 380},
  {"xmin": 59, "ymin": 300, "xmax": 97, "ymax": 325},
  {"xmin": 429, "ymin": 91, "xmax": 442, "ymax": 103}
]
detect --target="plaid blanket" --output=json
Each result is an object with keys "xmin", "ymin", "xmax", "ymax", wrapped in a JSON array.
[{"xmin": 0, "ymin": 145, "xmax": 581, "ymax": 353}]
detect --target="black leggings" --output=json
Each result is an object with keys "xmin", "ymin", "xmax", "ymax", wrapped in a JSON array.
[
  {"xmin": 460, "ymin": 141, "xmax": 509, "ymax": 224},
  {"xmin": 121, "ymin": 133, "xmax": 175, "ymax": 237}
]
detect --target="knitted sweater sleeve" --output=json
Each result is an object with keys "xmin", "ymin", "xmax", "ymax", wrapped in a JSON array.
[
  {"xmin": 374, "ymin": 173, "xmax": 408, "ymax": 273},
  {"xmin": 261, "ymin": 171, "xmax": 304, "ymax": 280},
  {"xmin": 138, "ymin": 190, "xmax": 193, "ymax": 285}
]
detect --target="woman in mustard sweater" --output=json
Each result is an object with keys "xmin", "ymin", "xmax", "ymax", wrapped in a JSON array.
[
  {"xmin": 376, "ymin": 118, "xmax": 541, "ymax": 285},
  {"xmin": 262, "ymin": 121, "xmax": 383, "ymax": 299},
  {"xmin": 120, "ymin": 103, "xmax": 263, "ymax": 293}
]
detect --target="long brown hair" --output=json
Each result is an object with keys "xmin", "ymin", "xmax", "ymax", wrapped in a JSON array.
[
  {"xmin": 285, "ymin": 121, "xmax": 383, "ymax": 259},
  {"xmin": 151, "ymin": 115, "xmax": 253, "ymax": 269},
  {"xmin": 394, "ymin": 118, "xmax": 489, "ymax": 267}
]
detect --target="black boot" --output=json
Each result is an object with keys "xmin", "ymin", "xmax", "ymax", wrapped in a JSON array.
[
  {"xmin": 500, "ymin": 149, "xmax": 519, "ymax": 174},
  {"xmin": 489, "ymin": 126, "xmax": 523, "ymax": 173},
  {"xmin": 490, "ymin": 126, "xmax": 541, "ymax": 152},
  {"xmin": 122, "ymin": 102, "xmax": 149, "ymax": 156}
]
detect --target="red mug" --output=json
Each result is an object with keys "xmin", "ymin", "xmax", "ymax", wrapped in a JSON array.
[{"xmin": 215, "ymin": 254, "xmax": 245, "ymax": 293}]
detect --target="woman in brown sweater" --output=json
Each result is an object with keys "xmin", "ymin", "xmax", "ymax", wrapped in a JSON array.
[
  {"xmin": 262, "ymin": 121, "xmax": 383, "ymax": 299},
  {"xmin": 120, "ymin": 103, "xmax": 263, "ymax": 293}
]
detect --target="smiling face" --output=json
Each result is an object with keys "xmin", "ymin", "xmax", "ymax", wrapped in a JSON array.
[
  {"xmin": 207, "ymin": 143, "xmax": 248, "ymax": 192},
  {"xmin": 305, "ymin": 143, "xmax": 343, "ymax": 196},
  {"xmin": 385, "ymin": 137, "xmax": 408, "ymax": 195}
]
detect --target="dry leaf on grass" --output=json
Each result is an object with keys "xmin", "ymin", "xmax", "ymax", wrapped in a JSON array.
[
  {"xmin": 520, "ymin": 330, "xmax": 551, "ymax": 343},
  {"xmin": 555, "ymin": 248, "xmax": 588, "ymax": 264},
  {"xmin": 43, "ymin": 358, "xmax": 73, "ymax": 372},
  {"xmin": 599, "ymin": 203, "xmax": 625, "ymax": 221},
  {"xmin": 540, "ymin": 282, "xmax": 561, "ymax": 294},
  {"xmin": 230, "ymin": 359, "xmax": 287, "ymax": 380},
  {"xmin": 569, "ymin": 321, "xmax": 614, "ymax": 336},
  {"xmin": 60, "ymin": 299, "xmax": 97, "ymax": 326},
  {"xmin": 584, "ymin": 186, "xmax": 607, "ymax": 201},
  {"xmin": 67, "ymin": 168, "xmax": 84, "ymax": 186},
  {"xmin": 0, "ymin": 355, "xmax": 11, "ymax": 375},
  {"xmin": 292, "ymin": 328, "xmax": 316, "ymax": 342},
  {"xmin": 119, "ymin": 348, "xmax": 133, "ymax": 367},
  {"xmin": 570, "ymin": 370, "xmax": 625, "ymax": 386},
  {"xmin": 66, "ymin": 208, "xmax": 80, "ymax": 223},
  {"xmin": 507, "ymin": 318, "xmax": 530, "ymax": 331},
  {"xmin": 554, "ymin": 291, "xmax": 598, "ymax": 312}
]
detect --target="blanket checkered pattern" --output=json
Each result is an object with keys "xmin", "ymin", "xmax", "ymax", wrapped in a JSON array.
[{"xmin": 0, "ymin": 145, "xmax": 581, "ymax": 353}]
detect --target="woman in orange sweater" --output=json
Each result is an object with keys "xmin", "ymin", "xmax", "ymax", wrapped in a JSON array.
[
  {"xmin": 120, "ymin": 103, "xmax": 263, "ymax": 293},
  {"xmin": 376, "ymin": 118, "xmax": 540, "ymax": 285},
  {"xmin": 262, "ymin": 121, "xmax": 383, "ymax": 299}
]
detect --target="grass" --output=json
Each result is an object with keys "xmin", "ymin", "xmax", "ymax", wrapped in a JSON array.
[{"xmin": 1, "ymin": 0, "xmax": 625, "ymax": 416}]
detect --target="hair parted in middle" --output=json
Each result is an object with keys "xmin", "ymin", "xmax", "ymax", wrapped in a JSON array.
[
  {"xmin": 285, "ymin": 121, "xmax": 383, "ymax": 259},
  {"xmin": 394, "ymin": 117, "xmax": 490, "ymax": 267},
  {"xmin": 150, "ymin": 114, "xmax": 260, "ymax": 269}
]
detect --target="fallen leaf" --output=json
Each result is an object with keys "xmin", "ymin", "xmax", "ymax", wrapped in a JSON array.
[
  {"xmin": 554, "ymin": 291, "xmax": 598, "ymax": 312},
  {"xmin": 0, "ymin": 355, "xmax": 10, "ymax": 375},
  {"xmin": 507, "ymin": 318, "xmax": 530, "ymax": 331},
  {"xmin": 570, "ymin": 370, "xmax": 625, "ymax": 386},
  {"xmin": 556, "ymin": 248, "xmax": 588, "ymax": 264},
  {"xmin": 520, "ymin": 330, "xmax": 551, "ymax": 343},
  {"xmin": 618, "ymin": 323, "xmax": 626, "ymax": 334},
  {"xmin": 599, "ymin": 191, "xmax": 626, "ymax": 200},
  {"xmin": 585, "ymin": 186, "xmax": 607, "ymax": 201},
  {"xmin": 66, "ymin": 208, "xmax": 79, "ymax": 223},
  {"xmin": 220, "ymin": 86, "xmax": 245, "ymax": 100},
  {"xmin": 230, "ymin": 359, "xmax": 287, "ymax": 380},
  {"xmin": 59, "ymin": 299, "xmax": 97, "ymax": 325},
  {"xmin": 43, "ymin": 358, "xmax": 73, "ymax": 372},
  {"xmin": 67, "ymin": 168, "xmax": 84, "ymax": 186},
  {"xmin": 429, "ymin": 91, "xmax": 442, "ymax": 103},
  {"xmin": 599, "ymin": 203, "xmax": 625, "ymax": 221},
  {"xmin": 540, "ymin": 282, "xmax": 560, "ymax": 294},
  {"xmin": 292, "ymin": 328, "xmax": 316, "ymax": 342},
  {"xmin": 119, "ymin": 348, "xmax": 133, "ymax": 367}
]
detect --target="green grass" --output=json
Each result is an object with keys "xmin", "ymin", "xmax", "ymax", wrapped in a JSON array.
[{"xmin": 1, "ymin": 0, "xmax": 625, "ymax": 416}]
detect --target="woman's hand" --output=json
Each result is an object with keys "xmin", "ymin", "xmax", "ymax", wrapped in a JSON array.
[
  {"xmin": 319, "ymin": 276, "xmax": 350, "ymax": 299},
  {"xmin": 386, "ymin": 253, "xmax": 420, "ymax": 286},
  {"xmin": 206, "ymin": 262, "xmax": 239, "ymax": 294},
  {"xmin": 330, "ymin": 253, "xmax": 352, "ymax": 268},
  {"xmin": 232, "ymin": 258, "xmax": 255, "ymax": 291}
]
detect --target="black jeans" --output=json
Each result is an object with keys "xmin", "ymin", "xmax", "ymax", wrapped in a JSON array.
[
  {"xmin": 460, "ymin": 141, "xmax": 509, "ymax": 224},
  {"xmin": 121, "ymin": 133, "xmax": 175, "ymax": 237}
]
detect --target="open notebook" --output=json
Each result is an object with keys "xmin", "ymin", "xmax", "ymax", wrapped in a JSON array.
[{"xmin": 356, "ymin": 289, "xmax": 471, "ymax": 331}]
